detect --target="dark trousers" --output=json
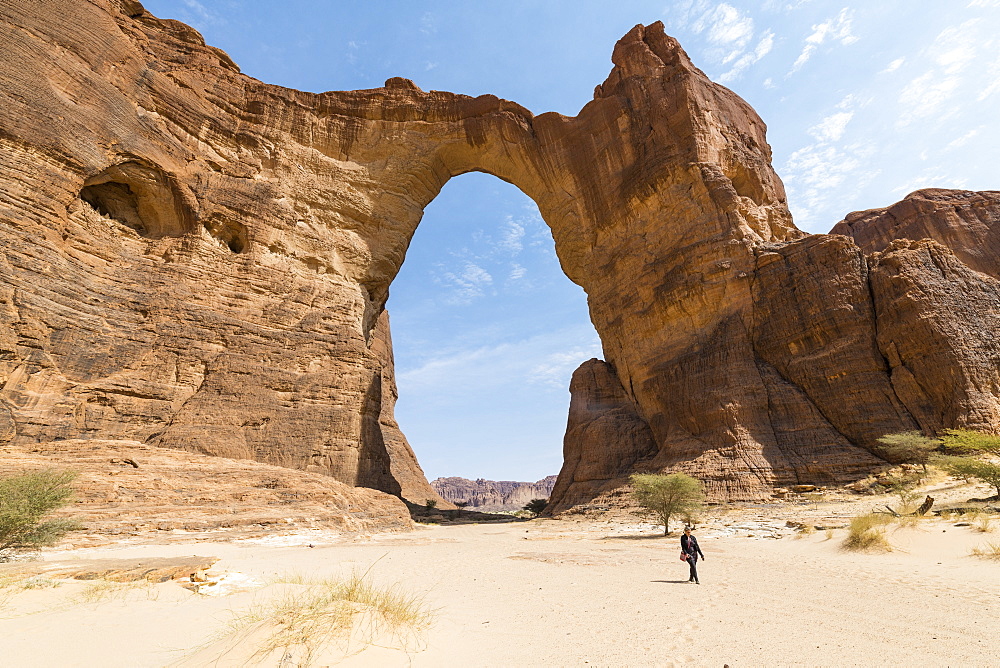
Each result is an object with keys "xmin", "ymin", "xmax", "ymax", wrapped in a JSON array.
[{"xmin": 687, "ymin": 555, "xmax": 699, "ymax": 582}]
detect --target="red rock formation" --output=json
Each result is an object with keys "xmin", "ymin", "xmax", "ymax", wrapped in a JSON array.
[
  {"xmin": 831, "ymin": 189, "xmax": 1000, "ymax": 279},
  {"xmin": 431, "ymin": 475, "xmax": 557, "ymax": 512},
  {"xmin": 1, "ymin": 1, "xmax": 997, "ymax": 512},
  {"xmin": 0, "ymin": 440, "xmax": 412, "ymax": 537}
]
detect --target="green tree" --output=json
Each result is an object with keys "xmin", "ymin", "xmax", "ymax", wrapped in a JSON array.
[
  {"xmin": 940, "ymin": 429, "xmax": 1000, "ymax": 454},
  {"xmin": 937, "ymin": 456, "xmax": 1000, "ymax": 498},
  {"xmin": 876, "ymin": 431, "xmax": 941, "ymax": 472},
  {"xmin": 453, "ymin": 501, "xmax": 469, "ymax": 517},
  {"xmin": 0, "ymin": 469, "xmax": 80, "ymax": 560},
  {"xmin": 522, "ymin": 498, "xmax": 547, "ymax": 517},
  {"xmin": 424, "ymin": 499, "xmax": 437, "ymax": 510},
  {"xmin": 630, "ymin": 473, "xmax": 704, "ymax": 536}
]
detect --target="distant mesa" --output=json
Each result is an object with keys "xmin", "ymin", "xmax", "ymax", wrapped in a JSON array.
[
  {"xmin": 0, "ymin": 0, "xmax": 997, "ymax": 527},
  {"xmin": 431, "ymin": 476, "xmax": 557, "ymax": 512}
]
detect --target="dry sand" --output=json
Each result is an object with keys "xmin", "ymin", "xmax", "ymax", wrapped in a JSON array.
[{"xmin": 1, "ymin": 485, "xmax": 998, "ymax": 667}]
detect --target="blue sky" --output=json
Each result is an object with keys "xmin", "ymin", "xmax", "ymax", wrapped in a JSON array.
[{"xmin": 142, "ymin": 0, "xmax": 999, "ymax": 482}]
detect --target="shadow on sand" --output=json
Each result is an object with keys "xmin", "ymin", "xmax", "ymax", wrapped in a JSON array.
[
  {"xmin": 600, "ymin": 534, "xmax": 671, "ymax": 541},
  {"xmin": 650, "ymin": 580, "xmax": 694, "ymax": 584}
]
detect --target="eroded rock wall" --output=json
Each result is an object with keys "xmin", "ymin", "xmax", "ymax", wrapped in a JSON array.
[{"xmin": 1, "ymin": 2, "xmax": 997, "ymax": 508}]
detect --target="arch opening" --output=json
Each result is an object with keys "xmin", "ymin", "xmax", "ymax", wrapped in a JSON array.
[{"xmin": 385, "ymin": 172, "xmax": 600, "ymax": 487}]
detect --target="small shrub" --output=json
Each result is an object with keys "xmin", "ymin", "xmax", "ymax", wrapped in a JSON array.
[
  {"xmin": 0, "ymin": 469, "xmax": 80, "ymax": 560},
  {"xmin": 974, "ymin": 515, "xmax": 994, "ymax": 533},
  {"xmin": 940, "ymin": 429, "xmax": 1000, "ymax": 454},
  {"xmin": 630, "ymin": 473, "xmax": 704, "ymax": 536},
  {"xmin": 842, "ymin": 513, "xmax": 892, "ymax": 552},
  {"xmin": 876, "ymin": 431, "xmax": 941, "ymax": 472},
  {"xmin": 453, "ymin": 501, "xmax": 469, "ymax": 517},
  {"xmin": 522, "ymin": 498, "xmax": 548, "ymax": 517},
  {"xmin": 936, "ymin": 456, "xmax": 1000, "ymax": 497},
  {"xmin": 970, "ymin": 542, "xmax": 1000, "ymax": 560},
  {"xmin": 423, "ymin": 499, "xmax": 437, "ymax": 511}
]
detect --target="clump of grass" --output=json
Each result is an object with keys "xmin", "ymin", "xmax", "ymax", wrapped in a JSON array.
[
  {"xmin": 842, "ymin": 513, "xmax": 893, "ymax": 552},
  {"xmin": 221, "ymin": 573, "xmax": 433, "ymax": 666},
  {"xmin": 974, "ymin": 515, "xmax": 994, "ymax": 533},
  {"xmin": 792, "ymin": 523, "xmax": 816, "ymax": 539},
  {"xmin": 73, "ymin": 579, "xmax": 157, "ymax": 604},
  {"xmin": 970, "ymin": 542, "xmax": 1000, "ymax": 560}
]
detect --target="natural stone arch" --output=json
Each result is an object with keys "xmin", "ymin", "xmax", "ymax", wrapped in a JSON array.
[{"xmin": 2, "ymin": 1, "xmax": 998, "ymax": 509}]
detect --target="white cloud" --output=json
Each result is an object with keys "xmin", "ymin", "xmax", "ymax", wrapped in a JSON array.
[
  {"xmin": 968, "ymin": 0, "xmax": 1000, "ymax": 7},
  {"xmin": 789, "ymin": 8, "xmax": 858, "ymax": 74},
  {"xmin": 181, "ymin": 0, "xmax": 225, "ymax": 25},
  {"xmin": 719, "ymin": 30, "xmax": 775, "ymax": 82},
  {"xmin": 677, "ymin": 3, "xmax": 772, "ymax": 82},
  {"xmin": 508, "ymin": 264, "xmax": 527, "ymax": 281},
  {"xmin": 762, "ymin": 77, "xmax": 775, "ymax": 89},
  {"xmin": 419, "ymin": 12, "xmax": 437, "ymax": 36},
  {"xmin": 891, "ymin": 169, "xmax": 969, "ymax": 197},
  {"xmin": 436, "ymin": 261, "xmax": 493, "ymax": 304},
  {"xmin": 896, "ymin": 71, "xmax": 961, "ymax": 127},
  {"xmin": 398, "ymin": 327, "xmax": 601, "ymax": 393},
  {"xmin": 881, "ymin": 57, "xmax": 905, "ymax": 73},
  {"xmin": 497, "ymin": 216, "xmax": 525, "ymax": 254},
  {"xmin": 946, "ymin": 128, "xmax": 980, "ymax": 150},
  {"xmin": 783, "ymin": 141, "xmax": 878, "ymax": 229},
  {"xmin": 808, "ymin": 111, "xmax": 853, "ymax": 142},
  {"xmin": 529, "ymin": 345, "xmax": 604, "ymax": 389}
]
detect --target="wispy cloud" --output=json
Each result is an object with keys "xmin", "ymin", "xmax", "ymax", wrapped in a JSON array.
[
  {"xmin": 181, "ymin": 0, "xmax": 226, "ymax": 25},
  {"xmin": 895, "ymin": 19, "xmax": 989, "ymax": 127},
  {"xmin": 789, "ymin": 8, "xmax": 858, "ymax": 74},
  {"xmin": 881, "ymin": 57, "xmax": 905, "ymax": 73},
  {"xmin": 891, "ymin": 169, "xmax": 969, "ymax": 197},
  {"xmin": 529, "ymin": 345, "xmax": 603, "ymax": 389},
  {"xmin": 808, "ymin": 111, "xmax": 853, "ymax": 142},
  {"xmin": 398, "ymin": 326, "xmax": 601, "ymax": 395},
  {"xmin": 436, "ymin": 261, "xmax": 493, "ymax": 304},
  {"xmin": 670, "ymin": 2, "xmax": 773, "ymax": 82}
]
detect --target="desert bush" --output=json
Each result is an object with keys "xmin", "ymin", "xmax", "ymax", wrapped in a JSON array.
[
  {"xmin": 970, "ymin": 542, "xmax": 1000, "ymax": 560},
  {"xmin": 0, "ymin": 469, "xmax": 80, "ymax": 560},
  {"xmin": 423, "ymin": 499, "xmax": 437, "ymax": 510},
  {"xmin": 936, "ymin": 456, "xmax": 1000, "ymax": 497},
  {"xmin": 974, "ymin": 515, "xmax": 994, "ymax": 533},
  {"xmin": 453, "ymin": 501, "xmax": 469, "ymax": 517},
  {"xmin": 630, "ymin": 473, "xmax": 704, "ymax": 536},
  {"xmin": 876, "ymin": 431, "xmax": 941, "ymax": 472},
  {"xmin": 222, "ymin": 573, "xmax": 432, "ymax": 666},
  {"xmin": 842, "ymin": 513, "xmax": 893, "ymax": 552},
  {"xmin": 940, "ymin": 429, "xmax": 1000, "ymax": 454},
  {"xmin": 522, "ymin": 498, "xmax": 547, "ymax": 517}
]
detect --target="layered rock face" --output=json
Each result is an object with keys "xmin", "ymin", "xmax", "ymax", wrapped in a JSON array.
[
  {"xmin": 432, "ymin": 475, "xmax": 557, "ymax": 512},
  {"xmin": 831, "ymin": 189, "xmax": 1000, "ymax": 279},
  {"xmin": 1, "ymin": 1, "xmax": 997, "ymax": 509}
]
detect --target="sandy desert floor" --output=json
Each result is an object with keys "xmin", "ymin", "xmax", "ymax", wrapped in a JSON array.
[{"xmin": 1, "ymin": 483, "xmax": 999, "ymax": 667}]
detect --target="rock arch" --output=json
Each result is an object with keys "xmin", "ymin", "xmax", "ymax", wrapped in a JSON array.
[{"xmin": 1, "ymin": 1, "xmax": 998, "ymax": 507}]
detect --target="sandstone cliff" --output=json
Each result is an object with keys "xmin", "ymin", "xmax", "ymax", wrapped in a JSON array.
[
  {"xmin": 431, "ymin": 475, "xmax": 557, "ymax": 511},
  {"xmin": 1, "ymin": 2, "xmax": 997, "ymax": 512},
  {"xmin": 831, "ymin": 189, "xmax": 1000, "ymax": 279}
]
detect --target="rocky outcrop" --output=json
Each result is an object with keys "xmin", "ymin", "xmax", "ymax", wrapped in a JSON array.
[
  {"xmin": 0, "ymin": 440, "xmax": 412, "ymax": 537},
  {"xmin": 1, "ymin": 1, "xmax": 997, "ymax": 510},
  {"xmin": 831, "ymin": 189, "xmax": 1000, "ymax": 279},
  {"xmin": 431, "ymin": 475, "xmax": 557, "ymax": 512}
]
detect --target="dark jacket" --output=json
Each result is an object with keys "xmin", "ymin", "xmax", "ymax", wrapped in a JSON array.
[{"xmin": 680, "ymin": 533, "xmax": 704, "ymax": 559}]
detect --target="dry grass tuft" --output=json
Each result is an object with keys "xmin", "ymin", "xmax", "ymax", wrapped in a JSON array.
[
  {"xmin": 842, "ymin": 513, "xmax": 893, "ymax": 552},
  {"xmin": 73, "ymin": 579, "xmax": 157, "ymax": 605},
  {"xmin": 218, "ymin": 572, "xmax": 433, "ymax": 666},
  {"xmin": 970, "ymin": 542, "xmax": 1000, "ymax": 560}
]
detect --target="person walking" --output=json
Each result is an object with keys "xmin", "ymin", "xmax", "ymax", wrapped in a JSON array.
[{"xmin": 680, "ymin": 526, "xmax": 705, "ymax": 584}]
